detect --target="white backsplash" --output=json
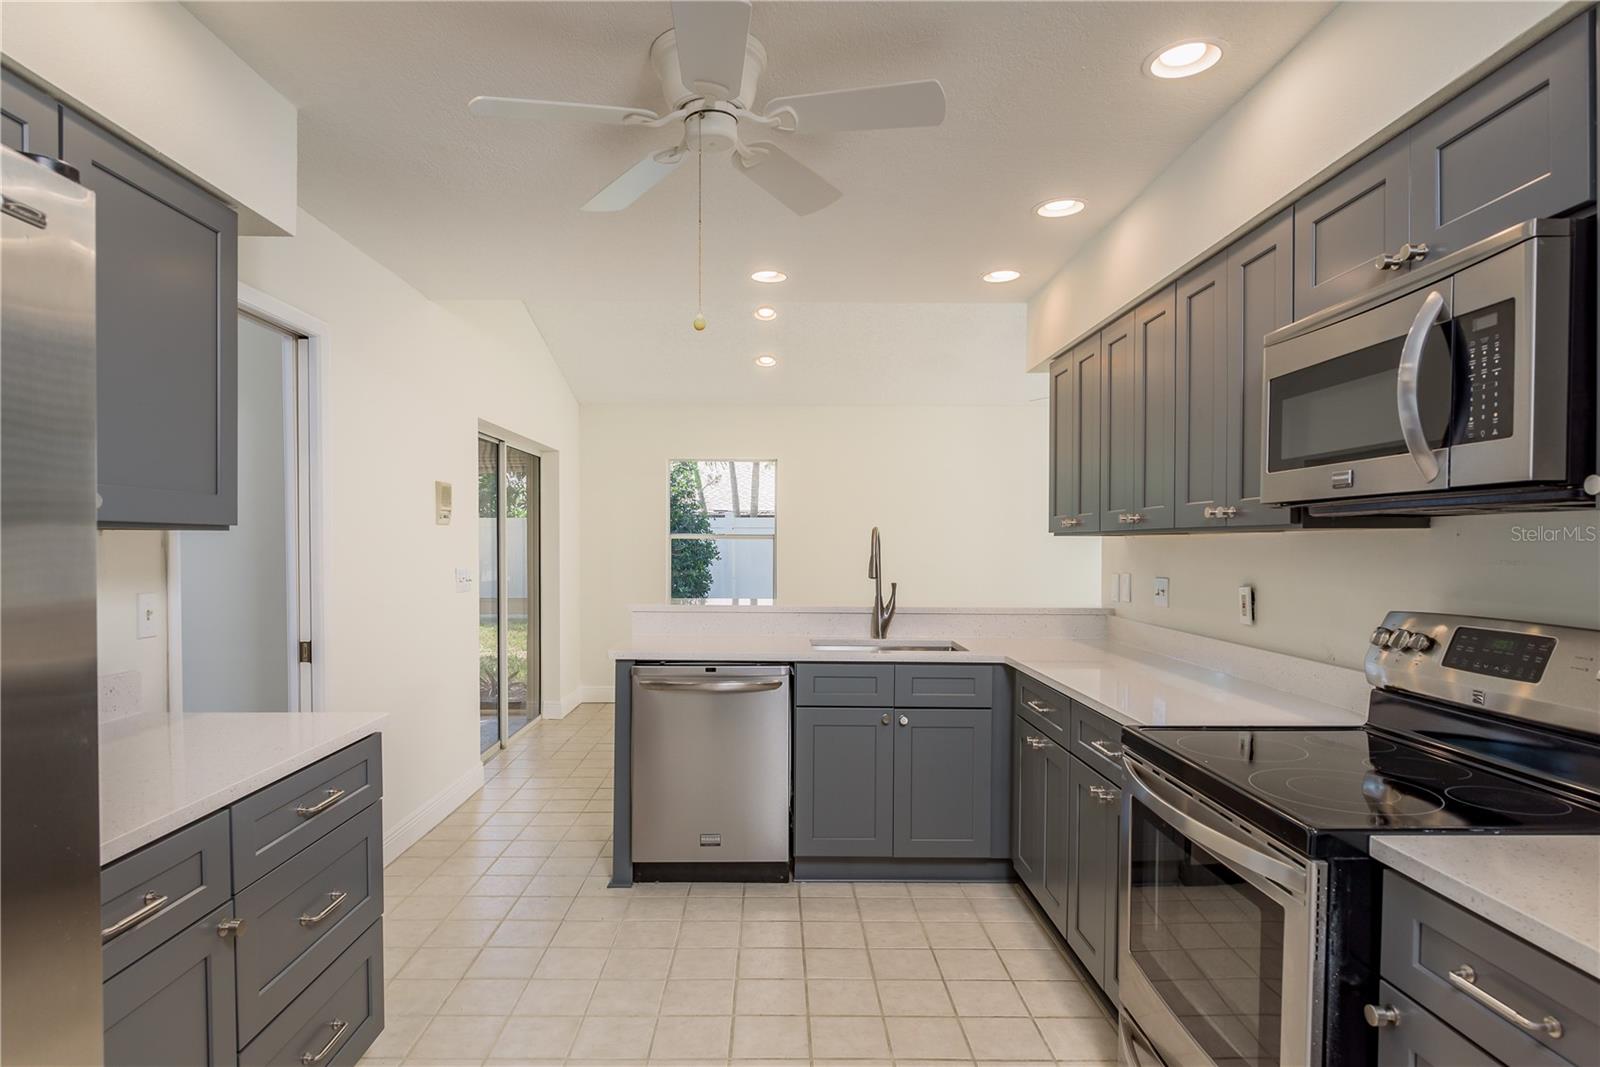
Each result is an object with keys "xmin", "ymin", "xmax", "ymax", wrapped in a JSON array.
[{"xmin": 630, "ymin": 605, "xmax": 1108, "ymax": 641}]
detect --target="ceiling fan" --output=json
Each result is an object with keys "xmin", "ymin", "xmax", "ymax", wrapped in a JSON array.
[{"xmin": 468, "ymin": 0, "xmax": 947, "ymax": 216}]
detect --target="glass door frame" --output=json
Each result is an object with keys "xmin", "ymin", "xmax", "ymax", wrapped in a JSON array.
[{"xmin": 479, "ymin": 431, "xmax": 541, "ymax": 755}]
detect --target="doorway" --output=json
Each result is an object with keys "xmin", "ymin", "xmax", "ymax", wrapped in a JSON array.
[
  {"xmin": 173, "ymin": 311, "xmax": 314, "ymax": 712},
  {"xmin": 479, "ymin": 433, "xmax": 541, "ymax": 753}
]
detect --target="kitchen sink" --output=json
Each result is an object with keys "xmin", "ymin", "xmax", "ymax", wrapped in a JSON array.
[{"xmin": 808, "ymin": 638, "xmax": 967, "ymax": 653}]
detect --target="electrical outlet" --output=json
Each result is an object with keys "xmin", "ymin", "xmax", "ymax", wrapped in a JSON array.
[
  {"xmin": 1238, "ymin": 585, "xmax": 1256, "ymax": 626},
  {"xmin": 1154, "ymin": 577, "xmax": 1170, "ymax": 608},
  {"xmin": 455, "ymin": 568, "xmax": 473, "ymax": 592},
  {"xmin": 1119, "ymin": 572, "xmax": 1133, "ymax": 603},
  {"xmin": 136, "ymin": 592, "xmax": 160, "ymax": 639}
]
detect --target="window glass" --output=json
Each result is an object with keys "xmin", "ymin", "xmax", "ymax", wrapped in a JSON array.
[{"xmin": 669, "ymin": 460, "xmax": 776, "ymax": 602}]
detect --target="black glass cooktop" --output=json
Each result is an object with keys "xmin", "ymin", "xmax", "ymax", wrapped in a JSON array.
[{"xmin": 1126, "ymin": 725, "xmax": 1600, "ymax": 857}]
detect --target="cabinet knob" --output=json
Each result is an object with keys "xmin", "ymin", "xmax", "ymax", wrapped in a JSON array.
[
  {"xmin": 216, "ymin": 918, "xmax": 245, "ymax": 939},
  {"xmin": 881, "ymin": 713, "xmax": 891, "ymax": 725},
  {"xmin": 1363, "ymin": 1004, "xmax": 1400, "ymax": 1028},
  {"xmin": 898, "ymin": 715, "xmax": 909, "ymax": 727}
]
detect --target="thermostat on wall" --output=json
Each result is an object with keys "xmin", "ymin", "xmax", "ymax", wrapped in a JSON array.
[{"xmin": 435, "ymin": 481, "xmax": 452, "ymax": 525}]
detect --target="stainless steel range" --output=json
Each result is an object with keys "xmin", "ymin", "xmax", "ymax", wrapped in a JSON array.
[{"xmin": 1116, "ymin": 612, "xmax": 1600, "ymax": 1067}]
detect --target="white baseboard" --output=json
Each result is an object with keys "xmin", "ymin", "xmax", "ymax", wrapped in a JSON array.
[
  {"xmin": 575, "ymin": 684, "xmax": 614, "ymax": 706},
  {"xmin": 383, "ymin": 760, "xmax": 485, "ymax": 863}
]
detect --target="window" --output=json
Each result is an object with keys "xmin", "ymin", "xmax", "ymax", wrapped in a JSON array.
[{"xmin": 668, "ymin": 460, "xmax": 776, "ymax": 602}]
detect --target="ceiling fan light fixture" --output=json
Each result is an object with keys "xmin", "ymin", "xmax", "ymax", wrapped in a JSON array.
[
  {"xmin": 1147, "ymin": 39, "xmax": 1223, "ymax": 79},
  {"xmin": 754, "ymin": 354, "xmax": 778, "ymax": 368},
  {"xmin": 981, "ymin": 269, "xmax": 1022, "ymax": 284},
  {"xmin": 754, "ymin": 305, "xmax": 778, "ymax": 321},
  {"xmin": 1034, "ymin": 197, "xmax": 1086, "ymax": 218},
  {"xmin": 751, "ymin": 269, "xmax": 787, "ymax": 283}
]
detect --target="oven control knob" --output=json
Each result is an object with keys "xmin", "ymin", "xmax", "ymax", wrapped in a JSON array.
[
  {"xmin": 1364, "ymin": 1004, "xmax": 1401, "ymax": 1028},
  {"xmin": 1402, "ymin": 632, "xmax": 1436, "ymax": 653},
  {"xmin": 1370, "ymin": 627, "xmax": 1394, "ymax": 648},
  {"xmin": 1384, "ymin": 629, "xmax": 1412, "ymax": 650}
]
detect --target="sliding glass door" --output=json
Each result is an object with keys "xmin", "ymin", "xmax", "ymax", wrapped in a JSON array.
[{"xmin": 479, "ymin": 433, "xmax": 541, "ymax": 754}]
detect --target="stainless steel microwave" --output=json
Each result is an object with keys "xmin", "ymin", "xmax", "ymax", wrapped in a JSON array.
[{"xmin": 1261, "ymin": 219, "xmax": 1595, "ymax": 514}]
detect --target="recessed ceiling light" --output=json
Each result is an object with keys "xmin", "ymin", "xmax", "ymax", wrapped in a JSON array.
[
  {"xmin": 751, "ymin": 270, "xmax": 787, "ymax": 283},
  {"xmin": 754, "ymin": 354, "xmax": 778, "ymax": 368},
  {"xmin": 1147, "ymin": 39, "xmax": 1223, "ymax": 79},
  {"xmin": 1034, "ymin": 197, "xmax": 1086, "ymax": 218},
  {"xmin": 754, "ymin": 306, "xmax": 778, "ymax": 321},
  {"xmin": 981, "ymin": 269, "xmax": 1021, "ymax": 284}
]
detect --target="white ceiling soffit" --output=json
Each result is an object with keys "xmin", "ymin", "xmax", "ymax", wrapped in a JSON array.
[{"xmin": 189, "ymin": 0, "xmax": 1333, "ymax": 404}]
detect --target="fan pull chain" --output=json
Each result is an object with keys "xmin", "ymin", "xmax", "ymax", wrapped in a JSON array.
[{"xmin": 692, "ymin": 113, "xmax": 707, "ymax": 332}]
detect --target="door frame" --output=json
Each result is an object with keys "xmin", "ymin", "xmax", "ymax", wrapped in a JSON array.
[
  {"xmin": 477, "ymin": 423, "xmax": 545, "ymax": 752},
  {"xmin": 168, "ymin": 285, "xmax": 330, "ymax": 714}
]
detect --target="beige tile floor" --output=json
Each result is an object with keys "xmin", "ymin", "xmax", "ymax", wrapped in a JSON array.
[{"xmin": 359, "ymin": 703, "xmax": 1120, "ymax": 1066}]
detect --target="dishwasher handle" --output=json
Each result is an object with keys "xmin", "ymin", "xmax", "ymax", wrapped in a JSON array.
[{"xmin": 636, "ymin": 677, "xmax": 787, "ymax": 694}]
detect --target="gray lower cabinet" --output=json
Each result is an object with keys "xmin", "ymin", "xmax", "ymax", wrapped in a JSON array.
[
  {"xmin": 59, "ymin": 107, "xmax": 238, "ymax": 529},
  {"xmin": 893, "ymin": 708, "xmax": 992, "ymax": 858},
  {"xmin": 1376, "ymin": 981, "xmax": 1499, "ymax": 1067},
  {"xmin": 793, "ymin": 706, "xmax": 894, "ymax": 857},
  {"xmin": 101, "ymin": 810, "xmax": 232, "ymax": 979},
  {"xmin": 1, "ymin": 67, "xmax": 59, "ymax": 158},
  {"xmin": 1063, "ymin": 755, "xmax": 1120, "ymax": 992},
  {"xmin": 1293, "ymin": 138, "xmax": 1411, "ymax": 317},
  {"xmin": 239, "ymin": 920, "xmax": 384, "ymax": 1067},
  {"xmin": 1011, "ymin": 719, "xmax": 1069, "ymax": 930},
  {"xmin": 104, "ymin": 902, "xmax": 238, "ymax": 1067},
  {"xmin": 1050, "ymin": 333, "xmax": 1103, "ymax": 534}
]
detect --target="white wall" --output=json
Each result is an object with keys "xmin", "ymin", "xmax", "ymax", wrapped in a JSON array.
[
  {"xmin": 1026, "ymin": 1, "xmax": 1568, "ymax": 369},
  {"xmin": 1103, "ymin": 515, "xmax": 1600, "ymax": 671},
  {"xmin": 239, "ymin": 211, "xmax": 583, "ymax": 855},
  {"xmin": 96, "ymin": 531, "xmax": 169, "ymax": 720},
  {"xmin": 580, "ymin": 404, "xmax": 1101, "ymax": 693},
  {"xmin": 1, "ymin": 0, "xmax": 297, "ymax": 234}
]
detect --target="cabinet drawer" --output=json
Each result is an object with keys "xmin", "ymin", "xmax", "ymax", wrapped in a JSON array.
[
  {"xmin": 1381, "ymin": 871, "xmax": 1597, "ymax": 1067},
  {"xmin": 1376, "ymin": 980, "xmax": 1499, "ymax": 1067},
  {"xmin": 241, "ymin": 920, "xmax": 384, "ymax": 1067},
  {"xmin": 895, "ymin": 664, "xmax": 993, "ymax": 708},
  {"xmin": 104, "ymin": 901, "xmax": 237, "ymax": 1067},
  {"xmin": 1069, "ymin": 706, "xmax": 1127, "ymax": 784},
  {"xmin": 1016, "ymin": 677, "xmax": 1070, "ymax": 744},
  {"xmin": 796, "ymin": 663, "xmax": 895, "ymax": 707},
  {"xmin": 232, "ymin": 734, "xmax": 380, "ymax": 888},
  {"xmin": 236, "ymin": 803, "xmax": 383, "ymax": 1044},
  {"xmin": 101, "ymin": 810, "xmax": 231, "ymax": 979}
]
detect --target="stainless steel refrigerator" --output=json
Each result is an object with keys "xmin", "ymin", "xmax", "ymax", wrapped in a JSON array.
[{"xmin": 2, "ymin": 144, "xmax": 103, "ymax": 1062}]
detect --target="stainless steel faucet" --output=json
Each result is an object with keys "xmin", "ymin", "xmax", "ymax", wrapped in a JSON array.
[{"xmin": 867, "ymin": 527, "xmax": 897, "ymax": 638}]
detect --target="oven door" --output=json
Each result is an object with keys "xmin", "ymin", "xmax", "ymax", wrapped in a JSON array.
[
  {"xmin": 1261, "ymin": 280, "xmax": 1455, "ymax": 505},
  {"xmin": 1119, "ymin": 755, "xmax": 1326, "ymax": 1067}
]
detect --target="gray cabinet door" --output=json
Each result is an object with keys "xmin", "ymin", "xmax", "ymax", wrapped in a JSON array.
[
  {"xmin": 1051, "ymin": 334, "xmax": 1103, "ymax": 533},
  {"xmin": 893, "ymin": 708, "xmax": 992, "ymax": 858},
  {"xmin": 1376, "ymin": 982, "xmax": 1500, "ymax": 1067},
  {"xmin": 60, "ymin": 108, "xmax": 239, "ymax": 529},
  {"xmin": 1129, "ymin": 287, "xmax": 1176, "ymax": 530},
  {"xmin": 794, "ymin": 706, "xmax": 893, "ymax": 857},
  {"xmin": 1012, "ymin": 720, "xmax": 1045, "ymax": 894},
  {"xmin": 1224, "ymin": 210, "xmax": 1296, "ymax": 527},
  {"xmin": 1294, "ymin": 139, "xmax": 1409, "ymax": 316},
  {"xmin": 101, "ymin": 810, "xmax": 232, "ymax": 980},
  {"xmin": 1098, "ymin": 311, "xmax": 1137, "ymax": 529},
  {"xmin": 1, "ymin": 68, "xmax": 58, "ymax": 158},
  {"xmin": 1409, "ymin": 12, "xmax": 1593, "ymax": 260},
  {"xmin": 894, "ymin": 664, "xmax": 992, "ymax": 709},
  {"xmin": 1174, "ymin": 256, "xmax": 1229, "ymax": 528},
  {"xmin": 104, "ymin": 902, "xmax": 237, "ymax": 1067},
  {"xmin": 1064, "ymin": 756, "xmax": 1118, "ymax": 990}
]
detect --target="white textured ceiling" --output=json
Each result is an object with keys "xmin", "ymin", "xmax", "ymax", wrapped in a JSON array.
[{"xmin": 188, "ymin": 1, "xmax": 1333, "ymax": 404}]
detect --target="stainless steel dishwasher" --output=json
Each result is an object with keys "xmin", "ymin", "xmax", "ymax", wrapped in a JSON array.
[{"xmin": 631, "ymin": 664, "xmax": 791, "ymax": 879}]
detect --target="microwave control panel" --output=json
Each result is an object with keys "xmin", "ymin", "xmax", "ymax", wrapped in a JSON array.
[{"xmin": 1455, "ymin": 298, "xmax": 1515, "ymax": 444}]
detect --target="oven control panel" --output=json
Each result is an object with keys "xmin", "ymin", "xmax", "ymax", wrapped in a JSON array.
[
  {"xmin": 1453, "ymin": 298, "xmax": 1515, "ymax": 444},
  {"xmin": 1442, "ymin": 626, "xmax": 1556, "ymax": 683}
]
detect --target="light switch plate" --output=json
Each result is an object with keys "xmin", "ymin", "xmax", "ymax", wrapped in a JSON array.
[
  {"xmin": 136, "ymin": 592, "xmax": 159, "ymax": 639},
  {"xmin": 436, "ymin": 481, "xmax": 453, "ymax": 525},
  {"xmin": 1238, "ymin": 585, "xmax": 1256, "ymax": 625},
  {"xmin": 1154, "ymin": 577, "xmax": 1169, "ymax": 608},
  {"xmin": 1119, "ymin": 572, "xmax": 1133, "ymax": 603}
]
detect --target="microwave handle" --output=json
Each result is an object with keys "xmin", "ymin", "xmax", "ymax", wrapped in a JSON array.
[{"xmin": 1397, "ymin": 289, "xmax": 1447, "ymax": 483}]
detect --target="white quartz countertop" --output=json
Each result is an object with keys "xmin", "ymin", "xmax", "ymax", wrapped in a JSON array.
[
  {"xmin": 1371, "ymin": 835, "xmax": 1600, "ymax": 978},
  {"xmin": 100, "ymin": 711, "xmax": 387, "ymax": 864},
  {"xmin": 612, "ymin": 635, "xmax": 1364, "ymax": 730}
]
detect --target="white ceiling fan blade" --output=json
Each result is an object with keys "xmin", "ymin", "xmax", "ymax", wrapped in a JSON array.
[
  {"xmin": 670, "ymin": 0, "xmax": 751, "ymax": 98},
  {"xmin": 765, "ymin": 80, "xmax": 946, "ymax": 133},
  {"xmin": 468, "ymin": 96, "xmax": 659, "ymax": 125},
  {"xmin": 734, "ymin": 142, "xmax": 841, "ymax": 216},
  {"xmin": 581, "ymin": 149, "xmax": 685, "ymax": 212}
]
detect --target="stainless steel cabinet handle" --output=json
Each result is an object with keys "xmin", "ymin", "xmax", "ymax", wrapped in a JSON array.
[
  {"xmin": 1091, "ymin": 785, "xmax": 1119, "ymax": 805},
  {"xmin": 1396, "ymin": 289, "xmax": 1446, "ymax": 483},
  {"xmin": 1126, "ymin": 512, "xmax": 1145, "ymax": 524},
  {"xmin": 102, "ymin": 891, "xmax": 169, "ymax": 941},
  {"xmin": 1057, "ymin": 517, "xmax": 1081, "ymax": 528},
  {"xmin": 300, "ymin": 1019, "xmax": 348, "ymax": 1065},
  {"xmin": 1203, "ymin": 506, "xmax": 1220, "ymax": 519},
  {"xmin": 1215, "ymin": 506, "xmax": 1237, "ymax": 518},
  {"xmin": 217, "ymin": 918, "xmax": 245, "ymax": 938},
  {"xmin": 637, "ymin": 678, "xmax": 785, "ymax": 693},
  {"xmin": 1376, "ymin": 242, "xmax": 1429, "ymax": 270},
  {"xmin": 880, "ymin": 713, "xmax": 891, "ymax": 725},
  {"xmin": 1089, "ymin": 739, "xmax": 1123, "ymax": 761},
  {"xmin": 1447, "ymin": 965, "xmax": 1563, "ymax": 1039},
  {"xmin": 295, "ymin": 788, "xmax": 346, "ymax": 817},
  {"xmin": 898, "ymin": 715, "xmax": 909, "ymax": 726},
  {"xmin": 1024, "ymin": 699, "xmax": 1054, "ymax": 716},
  {"xmin": 299, "ymin": 891, "xmax": 349, "ymax": 927},
  {"xmin": 1364, "ymin": 1003, "xmax": 1400, "ymax": 1028},
  {"xmin": 1025, "ymin": 736, "xmax": 1050, "ymax": 750}
]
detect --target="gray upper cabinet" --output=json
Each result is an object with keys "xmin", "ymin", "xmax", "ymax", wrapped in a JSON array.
[
  {"xmin": 1294, "ymin": 139, "xmax": 1410, "ymax": 316},
  {"xmin": 1409, "ymin": 12, "xmax": 1594, "ymax": 260},
  {"xmin": 1099, "ymin": 311, "xmax": 1137, "ymax": 530},
  {"xmin": 1129, "ymin": 288, "xmax": 1176, "ymax": 530},
  {"xmin": 60, "ymin": 108, "xmax": 238, "ymax": 529},
  {"xmin": 794, "ymin": 706, "xmax": 894, "ymax": 857},
  {"xmin": 104, "ymin": 902, "xmax": 238, "ymax": 1067},
  {"xmin": 1174, "ymin": 255, "xmax": 1229, "ymax": 528},
  {"xmin": 1, "ymin": 68, "xmax": 59, "ymax": 158},
  {"xmin": 893, "ymin": 708, "xmax": 992, "ymax": 858},
  {"xmin": 1223, "ymin": 210, "xmax": 1295, "ymax": 527},
  {"xmin": 1050, "ymin": 333, "xmax": 1103, "ymax": 534}
]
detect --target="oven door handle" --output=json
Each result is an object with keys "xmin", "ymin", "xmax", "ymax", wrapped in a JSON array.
[
  {"xmin": 1396, "ymin": 288, "xmax": 1446, "ymax": 483},
  {"xmin": 1125, "ymin": 758, "xmax": 1307, "ymax": 899}
]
